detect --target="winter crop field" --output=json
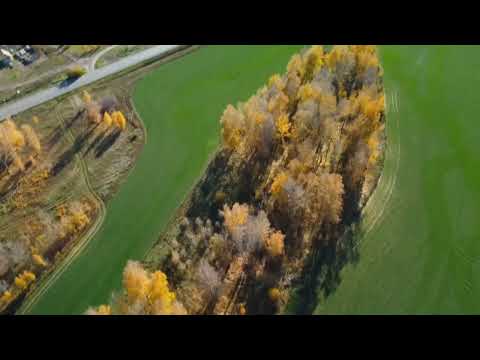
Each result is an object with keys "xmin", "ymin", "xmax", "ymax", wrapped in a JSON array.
[{"xmin": 316, "ymin": 46, "xmax": 480, "ymax": 314}]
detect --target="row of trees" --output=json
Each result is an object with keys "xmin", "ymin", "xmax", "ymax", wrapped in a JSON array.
[
  {"xmin": 1, "ymin": 87, "xmax": 125, "ymax": 312},
  {"xmin": 83, "ymin": 90, "xmax": 127, "ymax": 131},
  {"xmin": 88, "ymin": 202, "xmax": 287, "ymax": 315},
  {"xmin": 217, "ymin": 45, "xmax": 385, "ymax": 312},
  {"xmin": 87, "ymin": 45, "xmax": 387, "ymax": 315}
]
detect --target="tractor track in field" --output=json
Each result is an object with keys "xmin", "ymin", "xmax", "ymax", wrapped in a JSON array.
[
  {"xmin": 360, "ymin": 90, "xmax": 401, "ymax": 239},
  {"xmin": 294, "ymin": 89, "xmax": 401, "ymax": 314},
  {"xmin": 17, "ymin": 109, "xmax": 106, "ymax": 315}
]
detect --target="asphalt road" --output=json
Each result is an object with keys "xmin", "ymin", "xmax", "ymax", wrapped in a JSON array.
[{"xmin": 0, "ymin": 45, "xmax": 184, "ymax": 120}]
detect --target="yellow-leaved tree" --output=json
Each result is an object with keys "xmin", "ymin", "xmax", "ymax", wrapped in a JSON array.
[
  {"xmin": 112, "ymin": 111, "xmax": 127, "ymax": 130},
  {"xmin": 85, "ymin": 261, "xmax": 187, "ymax": 315}
]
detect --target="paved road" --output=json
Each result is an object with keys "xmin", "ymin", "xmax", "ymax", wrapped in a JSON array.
[
  {"xmin": 0, "ymin": 45, "xmax": 184, "ymax": 120},
  {"xmin": 88, "ymin": 45, "xmax": 119, "ymax": 72},
  {"xmin": 0, "ymin": 46, "xmax": 117, "ymax": 93}
]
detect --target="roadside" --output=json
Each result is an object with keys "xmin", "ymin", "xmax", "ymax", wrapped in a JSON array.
[
  {"xmin": 16, "ymin": 107, "xmax": 107, "ymax": 315},
  {"xmin": 95, "ymin": 46, "xmax": 155, "ymax": 69},
  {"xmin": 0, "ymin": 46, "xmax": 114, "ymax": 106},
  {"xmin": 0, "ymin": 46, "xmax": 187, "ymax": 120}
]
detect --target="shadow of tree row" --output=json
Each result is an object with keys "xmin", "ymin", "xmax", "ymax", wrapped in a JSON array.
[
  {"xmin": 181, "ymin": 149, "xmax": 367, "ymax": 315},
  {"xmin": 49, "ymin": 110, "xmax": 122, "ymax": 177}
]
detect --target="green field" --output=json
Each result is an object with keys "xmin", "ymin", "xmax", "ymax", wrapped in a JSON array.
[
  {"xmin": 27, "ymin": 45, "xmax": 304, "ymax": 314},
  {"xmin": 316, "ymin": 46, "xmax": 480, "ymax": 314}
]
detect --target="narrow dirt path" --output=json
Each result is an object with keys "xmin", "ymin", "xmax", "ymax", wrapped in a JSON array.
[
  {"xmin": 0, "ymin": 47, "xmax": 116, "ymax": 93},
  {"xmin": 17, "ymin": 109, "xmax": 106, "ymax": 315}
]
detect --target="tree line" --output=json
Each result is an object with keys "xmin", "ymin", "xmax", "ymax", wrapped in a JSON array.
[{"xmin": 87, "ymin": 45, "xmax": 387, "ymax": 315}]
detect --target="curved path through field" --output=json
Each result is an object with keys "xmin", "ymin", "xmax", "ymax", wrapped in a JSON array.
[
  {"xmin": 17, "ymin": 107, "xmax": 106, "ymax": 314},
  {"xmin": 360, "ymin": 90, "xmax": 401, "ymax": 239},
  {"xmin": 24, "ymin": 46, "xmax": 304, "ymax": 314}
]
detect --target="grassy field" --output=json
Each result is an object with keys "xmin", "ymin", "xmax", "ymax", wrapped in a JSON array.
[
  {"xmin": 95, "ymin": 46, "xmax": 155, "ymax": 69},
  {"xmin": 27, "ymin": 45, "xmax": 304, "ymax": 314},
  {"xmin": 315, "ymin": 46, "xmax": 480, "ymax": 314}
]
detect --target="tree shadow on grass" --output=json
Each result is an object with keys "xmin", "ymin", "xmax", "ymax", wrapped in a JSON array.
[
  {"xmin": 47, "ymin": 125, "xmax": 66, "ymax": 149},
  {"xmin": 94, "ymin": 129, "xmax": 121, "ymax": 158},
  {"xmin": 64, "ymin": 109, "xmax": 84, "ymax": 130},
  {"xmin": 288, "ymin": 226, "xmax": 361, "ymax": 315},
  {"xmin": 84, "ymin": 131, "xmax": 106, "ymax": 157},
  {"xmin": 47, "ymin": 110, "xmax": 83, "ymax": 149},
  {"xmin": 51, "ymin": 124, "xmax": 98, "ymax": 176},
  {"xmin": 285, "ymin": 187, "xmax": 363, "ymax": 315}
]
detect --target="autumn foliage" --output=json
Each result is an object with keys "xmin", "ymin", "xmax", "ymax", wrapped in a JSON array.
[
  {"xmin": 86, "ymin": 261, "xmax": 186, "ymax": 315},
  {"xmin": 89, "ymin": 45, "xmax": 386, "ymax": 315},
  {"xmin": 0, "ymin": 118, "xmax": 42, "ymax": 175}
]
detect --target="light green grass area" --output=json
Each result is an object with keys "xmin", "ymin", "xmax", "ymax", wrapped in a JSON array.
[
  {"xmin": 27, "ymin": 45, "xmax": 304, "ymax": 314},
  {"xmin": 96, "ymin": 46, "xmax": 154, "ymax": 69},
  {"xmin": 316, "ymin": 46, "xmax": 480, "ymax": 314}
]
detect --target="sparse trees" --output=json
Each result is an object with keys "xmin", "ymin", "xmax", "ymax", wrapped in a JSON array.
[
  {"xmin": 196, "ymin": 259, "xmax": 221, "ymax": 296},
  {"xmin": 85, "ymin": 305, "xmax": 111, "ymax": 315},
  {"xmin": 112, "ymin": 111, "xmax": 127, "ymax": 130},
  {"xmin": 32, "ymin": 253, "xmax": 48, "ymax": 268},
  {"xmin": 82, "ymin": 90, "xmax": 92, "ymax": 104},
  {"xmin": 0, "ymin": 290, "xmax": 12, "ymax": 305},
  {"xmin": 102, "ymin": 112, "xmax": 113, "ymax": 127},
  {"xmin": 56, "ymin": 200, "xmax": 93, "ymax": 239},
  {"xmin": 86, "ymin": 102, "xmax": 101, "ymax": 124},
  {"xmin": 0, "ymin": 118, "xmax": 43, "ymax": 175},
  {"xmin": 14, "ymin": 270, "xmax": 35, "ymax": 290},
  {"xmin": 86, "ymin": 261, "xmax": 186, "ymax": 315},
  {"xmin": 0, "ymin": 240, "xmax": 29, "ymax": 269},
  {"xmin": 21, "ymin": 125, "xmax": 41, "ymax": 154}
]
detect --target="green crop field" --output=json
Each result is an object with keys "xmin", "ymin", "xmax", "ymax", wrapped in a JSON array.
[
  {"xmin": 316, "ymin": 46, "xmax": 480, "ymax": 314},
  {"xmin": 27, "ymin": 45, "xmax": 304, "ymax": 314}
]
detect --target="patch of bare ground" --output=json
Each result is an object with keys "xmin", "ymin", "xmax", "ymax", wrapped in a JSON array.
[{"xmin": 0, "ymin": 74, "xmax": 146, "ymax": 313}]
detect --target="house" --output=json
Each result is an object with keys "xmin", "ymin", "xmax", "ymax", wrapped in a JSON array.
[{"xmin": 0, "ymin": 45, "xmax": 39, "ymax": 66}]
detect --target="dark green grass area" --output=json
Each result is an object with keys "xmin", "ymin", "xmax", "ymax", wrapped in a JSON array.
[
  {"xmin": 316, "ymin": 46, "xmax": 480, "ymax": 314},
  {"xmin": 28, "ymin": 46, "xmax": 304, "ymax": 314}
]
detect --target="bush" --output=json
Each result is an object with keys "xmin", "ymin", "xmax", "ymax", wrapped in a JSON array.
[{"xmin": 66, "ymin": 65, "xmax": 87, "ymax": 79}]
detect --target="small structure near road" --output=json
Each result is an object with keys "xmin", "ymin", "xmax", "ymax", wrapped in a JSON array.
[
  {"xmin": 0, "ymin": 45, "xmax": 39, "ymax": 66},
  {"xmin": 0, "ymin": 49, "xmax": 13, "ymax": 69}
]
